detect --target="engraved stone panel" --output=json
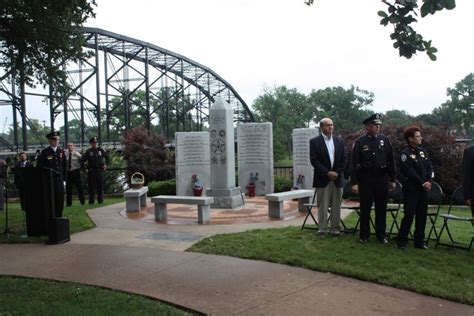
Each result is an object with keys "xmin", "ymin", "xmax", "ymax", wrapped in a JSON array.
[
  {"xmin": 293, "ymin": 128, "xmax": 319, "ymax": 189},
  {"xmin": 237, "ymin": 122, "xmax": 273, "ymax": 195},
  {"xmin": 175, "ymin": 132, "xmax": 210, "ymax": 196}
]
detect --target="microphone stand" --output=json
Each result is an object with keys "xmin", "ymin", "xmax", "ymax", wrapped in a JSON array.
[{"xmin": 2, "ymin": 164, "xmax": 9, "ymax": 237}]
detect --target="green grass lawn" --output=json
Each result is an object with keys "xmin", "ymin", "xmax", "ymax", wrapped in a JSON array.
[
  {"xmin": 0, "ymin": 276, "xmax": 195, "ymax": 315},
  {"xmin": 274, "ymin": 159, "xmax": 293, "ymax": 167},
  {"xmin": 0, "ymin": 197, "xmax": 123, "ymax": 243},
  {"xmin": 188, "ymin": 207, "xmax": 474, "ymax": 305}
]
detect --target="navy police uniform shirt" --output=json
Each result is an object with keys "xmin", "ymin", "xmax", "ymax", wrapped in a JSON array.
[
  {"xmin": 81, "ymin": 147, "xmax": 108, "ymax": 170},
  {"xmin": 350, "ymin": 134, "xmax": 396, "ymax": 184},
  {"xmin": 399, "ymin": 145, "xmax": 433, "ymax": 188}
]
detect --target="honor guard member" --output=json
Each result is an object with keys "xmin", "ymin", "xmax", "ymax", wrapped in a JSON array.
[
  {"xmin": 81, "ymin": 137, "xmax": 108, "ymax": 204},
  {"xmin": 65, "ymin": 143, "xmax": 85, "ymax": 206},
  {"xmin": 397, "ymin": 126, "xmax": 433, "ymax": 250},
  {"xmin": 350, "ymin": 113, "xmax": 396, "ymax": 244},
  {"xmin": 37, "ymin": 131, "xmax": 67, "ymax": 217}
]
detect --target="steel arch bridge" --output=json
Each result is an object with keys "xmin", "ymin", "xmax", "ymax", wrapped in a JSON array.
[{"xmin": 0, "ymin": 27, "xmax": 254, "ymax": 151}]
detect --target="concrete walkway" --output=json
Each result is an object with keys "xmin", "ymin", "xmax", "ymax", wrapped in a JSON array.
[{"xmin": 1, "ymin": 202, "xmax": 473, "ymax": 315}]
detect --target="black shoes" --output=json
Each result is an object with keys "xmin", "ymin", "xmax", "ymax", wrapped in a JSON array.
[
  {"xmin": 414, "ymin": 243, "xmax": 429, "ymax": 250},
  {"xmin": 397, "ymin": 244, "xmax": 407, "ymax": 250},
  {"xmin": 359, "ymin": 238, "xmax": 369, "ymax": 244},
  {"xmin": 378, "ymin": 238, "xmax": 389, "ymax": 245}
]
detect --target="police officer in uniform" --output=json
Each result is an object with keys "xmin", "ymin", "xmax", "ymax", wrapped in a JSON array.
[
  {"xmin": 37, "ymin": 131, "xmax": 67, "ymax": 217},
  {"xmin": 81, "ymin": 137, "xmax": 108, "ymax": 204},
  {"xmin": 65, "ymin": 143, "xmax": 85, "ymax": 206},
  {"xmin": 350, "ymin": 114, "xmax": 396, "ymax": 244},
  {"xmin": 397, "ymin": 126, "xmax": 433, "ymax": 250}
]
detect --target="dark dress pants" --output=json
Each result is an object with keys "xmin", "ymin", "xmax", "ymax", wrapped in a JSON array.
[
  {"xmin": 359, "ymin": 174, "xmax": 388, "ymax": 241},
  {"xmin": 398, "ymin": 186, "xmax": 428, "ymax": 247},
  {"xmin": 88, "ymin": 169, "xmax": 104, "ymax": 204},
  {"xmin": 66, "ymin": 170, "xmax": 85, "ymax": 205}
]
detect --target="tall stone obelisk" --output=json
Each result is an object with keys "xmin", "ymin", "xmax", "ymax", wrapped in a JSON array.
[{"xmin": 206, "ymin": 97, "xmax": 244, "ymax": 208}]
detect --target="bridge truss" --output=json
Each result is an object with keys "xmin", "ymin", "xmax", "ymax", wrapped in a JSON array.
[{"xmin": 0, "ymin": 27, "xmax": 254, "ymax": 151}]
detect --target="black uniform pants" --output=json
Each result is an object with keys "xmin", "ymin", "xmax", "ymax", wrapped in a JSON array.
[
  {"xmin": 398, "ymin": 186, "xmax": 428, "ymax": 246},
  {"xmin": 66, "ymin": 169, "xmax": 85, "ymax": 205},
  {"xmin": 88, "ymin": 169, "xmax": 104, "ymax": 204},
  {"xmin": 359, "ymin": 174, "xmax": 388, "ymax": 241}
]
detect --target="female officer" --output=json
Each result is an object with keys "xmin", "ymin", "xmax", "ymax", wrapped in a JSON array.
[{"xmin": 397, "ymin": 126, "xmax": 433, "ymax": 250}]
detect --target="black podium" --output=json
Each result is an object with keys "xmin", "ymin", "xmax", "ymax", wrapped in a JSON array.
[{"xmin": 23, "ymin": 168, "xmax": 70, "ymax": 244}]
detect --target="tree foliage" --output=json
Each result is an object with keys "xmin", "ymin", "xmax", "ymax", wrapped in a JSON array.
[
  {"xmin": 0, "ymin": 0, "xmax": 96, "ymax": 95},
  {"xmin": 306, "ymin": 0, "xmax": 456, "ymax": 60},
  {"xmin": 253, "ymin": 86, "xmax": 317, "ymax": 160},
  {"xmin": 252, "ymin": 85, "xmax": 374, "ymax": 160},
  {"xmin": 121, "ymin": 126, "xmax": 174, "ymax": 184},
  {"xmin": 308, "ymin": 86, "xmax": 374, "ymax": 131}
]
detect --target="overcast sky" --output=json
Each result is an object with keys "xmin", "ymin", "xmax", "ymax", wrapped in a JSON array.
[
  {"xmin": 85, "ymin": 0, "xmax": 473, "ymax": 116},
  {"xmin": 1, "ymin": 0, "xmax": 473, "ymax": 130}
]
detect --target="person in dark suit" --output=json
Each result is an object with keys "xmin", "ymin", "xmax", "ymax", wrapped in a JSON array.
[
  {"xmin": 13, "ymin": 151, "xmax": 33, "ymax": 211},
  {"xmin": 37, "ymin": 131, "xmax": 67, "ymax": 217},
  {"xmin": 350, "ymin": 113, "xmax": 396, "ymax": 244},
  {"xmin": 461, "ymin": 144, "xmax": 474, "ymax": 223},
  {"xmin": 310, "ymin": 118, "xmax": 347, "ymax": 235},
  {"xmin": 397, "ymin": 126, "xmax": 433, "ymax": 250}
]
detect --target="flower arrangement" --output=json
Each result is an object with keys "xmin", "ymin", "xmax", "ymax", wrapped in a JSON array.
[{"xmin": 191, "ymin": 174, "xmax": 203, "ymax": 196}]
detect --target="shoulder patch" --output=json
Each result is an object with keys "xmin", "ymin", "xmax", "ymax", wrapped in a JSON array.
[{"xmin": 401, "ymin": 153, "xmax": 407, "ymax": 162}]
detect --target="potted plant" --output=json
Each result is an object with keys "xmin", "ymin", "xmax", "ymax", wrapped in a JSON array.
[{"xmin": 191, "ymin": 174, "xmax": 203, "ymax": 196}]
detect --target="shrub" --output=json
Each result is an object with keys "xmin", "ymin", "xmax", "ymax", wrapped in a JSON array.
[
  {"xmin": 274, "ymin": 176, "xmax": 293, "ymax": 193},
  {"xmin": 148, "ymin": 179, "xmax": 176, "ymax": 196},
  {"xmin": 122, "ymin": 126, "xmax": 175, "ymax": 184}
]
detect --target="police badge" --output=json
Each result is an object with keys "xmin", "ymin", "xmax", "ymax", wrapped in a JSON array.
[
  {"xmin": 419, "ymin": 151, "xmax": 425, "ymax": 158},
  {"xmin": 401, "ymin": 153, "xmax": 407, "ymax": 162}
]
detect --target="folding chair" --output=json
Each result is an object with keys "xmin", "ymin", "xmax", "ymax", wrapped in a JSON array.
[
  {"xmin": 301, "ymin": 190, "xmax": 318, "ymax": 230},
  {"xmin": 386, "ymin": 180, "xmax": 403, "ymax": 237},
  {"xmin": 341, "ymin": 181, "xmax": 361, "ymax": 235},
  {"xmin": 425, "ymin": 181, "xmax": 443, "ymax": 245},
  {"xmin": 435, "ymin": 185, "xmax": 474, "ymax": 251}
]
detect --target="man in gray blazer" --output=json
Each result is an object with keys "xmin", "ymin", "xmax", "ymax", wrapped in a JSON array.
[{"xmin": 310, "ymin": 118, "xmax": 347, "ymax": 235}]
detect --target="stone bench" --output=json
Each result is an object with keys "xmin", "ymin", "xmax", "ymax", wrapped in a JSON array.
[
  {"xmin": 265, "ymin": 189, "xmax": 315, "ymax": 219},
  {"xmin": 124, "ymin": 186, "xmax": 149, "ymax": 213},
  {"xmin": 151, "ymin": 195, "xmax": 215, "ymax": 224}
]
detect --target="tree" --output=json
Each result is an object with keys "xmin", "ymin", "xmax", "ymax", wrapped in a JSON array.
[
  {"xmin": 252, "ymin": 86, "xmax": 316, "ymax": 160},
  {"xmin": 308, "ymin": 86, "xmax": 374, "ymax": 131},
  {"xmin": 0, "ymin": 0, "xmax": 96, "ymax": 95},
  {"xmin": 383, "ymin": 109, "xmax": 413, "ymax": 126},
  {"xmin": 306, "ymin": 0, "xmax": 456, "ymax": 60},
  {"xmin": 443, "ymin": 73, "xmax": 474, "ymax": 136}
]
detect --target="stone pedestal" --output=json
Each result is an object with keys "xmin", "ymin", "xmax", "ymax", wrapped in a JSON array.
[
  {"xmin": 206, "ymin": 97, "xmax": 244, "ymax": 208},
  {"xmin": 206, "ymin": 188, "xmax": 245, "ymax": 208}
]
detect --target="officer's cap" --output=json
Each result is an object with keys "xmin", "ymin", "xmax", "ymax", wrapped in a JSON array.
[
  {"xmin": 89, "ymin": 136, "xmax": 98, "ymax": 143},
  {"xmin": 46, "ymin": 131, "xmax": 60, "ymax": 139},
  {"xmin": 362, "ymin": 113, "xmax": 382, "ymax": 125}
]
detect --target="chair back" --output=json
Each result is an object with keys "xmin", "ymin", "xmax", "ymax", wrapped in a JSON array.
[
  {"xmin": 448, "ymin": 185, "xmax": 464, "ymax": 214},
  {"xmin": 427, "ymin": 181, "xmax": 443, "ymax": 215},
  {"xmin": 387, "ymin": 180, "xmax": 403, "ymax": 205},
  {"xmin": 342, "ymin": 180, "xmax": 358, "ymax": 201}
]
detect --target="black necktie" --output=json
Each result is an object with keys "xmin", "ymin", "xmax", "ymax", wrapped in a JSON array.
[{"xmin": 68, "ymin": 152, "xmax": 72, "ymax": 170}]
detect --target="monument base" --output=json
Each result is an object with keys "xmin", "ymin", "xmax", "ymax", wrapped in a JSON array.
[{"xmin": 206, "ymin": 188, "xmax": 245, "ymax": 209}]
